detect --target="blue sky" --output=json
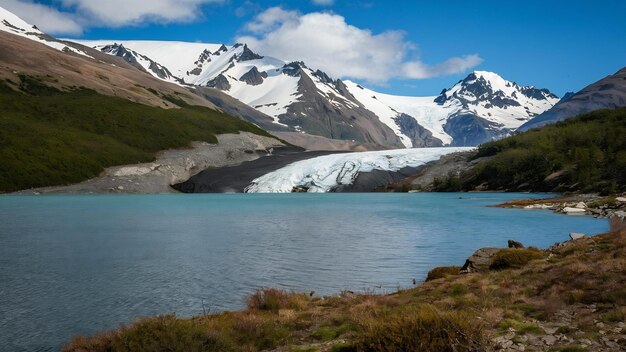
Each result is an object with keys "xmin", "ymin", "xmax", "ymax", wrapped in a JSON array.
[{"xmin": 3, "ymin": 0, "xmax": 625, "ymax": 96}]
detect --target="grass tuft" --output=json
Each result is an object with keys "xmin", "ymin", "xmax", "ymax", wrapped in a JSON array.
[
  {"xmin": 425, "ymin": 266, "xmax": 461, "ymax": 282},
  {"xmin": 489, "ymin": 248, "xmax": 545, "ymax": 270}
]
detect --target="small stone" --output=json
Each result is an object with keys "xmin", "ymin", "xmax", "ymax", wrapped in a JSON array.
[
  {"xmin": 575, "ymin": 202, "xmax": 587, "ymax": 209},
  {"xmin": 580, "ymin": 338, "xmax": 593, "ymax": 345},
  {"xmin": 544, "ymin": 327, "xmax": 558, "ymax": 334},
  {"xmin": 596, "ymin": 322, "xmax": 605, "ymax": 328},
  {"xmin": 504, "ymin": 331, "xmax": 516, "ymax": 340},
  {"xmin": 543, "ymin": 335, "xmax": 557, "ymax": 346},
  {"xmin": 615, "ymin": 197, "xmax": 626, "ymax": 202},
  {"xmin": 569, "ymin": 232, "xmax": 586, "ymax": 240},
  {"xmin": 117, "ymin": 185, "xmax": 124, "ymax": 190}
]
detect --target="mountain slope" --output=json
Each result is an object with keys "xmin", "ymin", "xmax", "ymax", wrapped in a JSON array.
[
  {"xmin": 518, "ymin": 67, "xmax": 626, "ymax": 131},
  {"xmin": 75, "ymin": 39, "xmax": 559, "ymax": 147},
  {"xmin": 346, "ymin": 71, "xmax": 559, "ymax": 146},
  {"xmin": 431, "ymin": 108, "xmax": 626, "ymax": 193},
  {"xmin": 0, "ymin": 8, "xmax": 278, "ymax": 192}
]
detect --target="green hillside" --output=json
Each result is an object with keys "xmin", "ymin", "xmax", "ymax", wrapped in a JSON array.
[
  {"xmin": 433, "ymin": 108, "xmax": 626, "ymax": 194},
  {"xmin": 0, "ymin": 76, "xmax": 273, "ymax": 193}
]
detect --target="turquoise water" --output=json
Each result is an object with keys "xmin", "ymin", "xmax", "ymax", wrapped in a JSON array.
[{"xmin": 0, "ymin": 193, "xmax": 608, "ymax": 351}]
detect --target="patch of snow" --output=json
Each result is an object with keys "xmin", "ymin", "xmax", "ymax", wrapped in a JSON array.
[
  {"xmin": 0, "ymin": 6, "xmax": 94, "ymax": 59},
  {"xmin": 71, "ymin": 39, "xmax": 223, "ymax": 79},
  {"xmin": 245, "ymin": 147, "xmax": 472, "ymax": 193}
]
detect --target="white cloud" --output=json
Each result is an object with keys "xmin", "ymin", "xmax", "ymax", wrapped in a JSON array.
[
  {"xmin": 61, "ymin": 0, "xmax": 225, "ymax": 27},
  {"xmin": 244, "ymin": 6, "xmax": 298, "ymax": 33},
  {"xmin": 402, "ymin": 54, "xmax": 484, "ymax": 79},
  {"xmin": 311, "ymin": 0, "xmax": 334, "ymax": 5},
  {"xmin": 237, "ymin": 7, "xmax": 482, "ymax": 83},
  {"xmin": 0, "ymin": 0, "xmax": 82, "ymax": 34}
]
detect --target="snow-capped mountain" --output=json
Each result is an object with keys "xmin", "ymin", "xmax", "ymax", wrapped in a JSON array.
[
  {"xmin": 345, "ymin": 71, "xmax": 559, "ymax": 146},
  {"xmin": 72, "ymin": 40, "xmax": 559, "ymax": 147},
  {"xmin": 76, "ymin": 39, "xmax": 406, "ymax": 147}
]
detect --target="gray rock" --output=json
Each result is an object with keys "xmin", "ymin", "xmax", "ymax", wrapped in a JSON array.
[
  {"xmin": 206, "ymin": 74, "xmax": 231, "ymax": 91},
  {"xmin": 443, "ymin": 113, "xmax": 513, "ymax": 147},
  {"xmin": 508, "ymin": 240, "xmax": 524, "ymax": 248},
  {"xmin": 237, "ymin": 44, "xmax": 263, "ymax": 61},
  {"xmin": 569, "ymin": 232, "xmax": 586, "ymax": 240},
  {"xmin": 460, "ymin": 248, "xmax": 501, "ymax": 273},
  {"xmin": 542, "ymin": 335, "xmax": 557, "ymax": 346},
  {"xmin": 239, "ymin": 66, "xmax": 267, "ymax": 86},
  {"xmin": 395, "ymin": 113, "xmax": 444, "ymax": 147}
]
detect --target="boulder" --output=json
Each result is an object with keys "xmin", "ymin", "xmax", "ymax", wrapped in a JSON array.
[
  {"xmin": 569, "ymin": 232, "xmax": 586, "ymax": 240},
  {"xmin": 460, "ymin": 248, "xmax": 501, "ymax": 273},
  {"xmin": 574, "ymin": 202, "xmax": 587, "ymax": 209},
  {"xmin": 562, "ymin": 207, "xmax": 586, "ymax": 214},
  {"xmin": 615, "ymin": 197, "xmax": 626, "ymax": 202},
  {"xmin": 611, "ymin": 210, "xmax": 626, "ymax": 220},
  {"xmin": 508, "ymin": 240, "xmax": 525, "ymax": 248}
]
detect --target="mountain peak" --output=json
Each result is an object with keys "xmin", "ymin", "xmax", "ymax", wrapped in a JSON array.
[{"xmin": 237, "ymin": 44, "xmax": 263, "ymax": 61}]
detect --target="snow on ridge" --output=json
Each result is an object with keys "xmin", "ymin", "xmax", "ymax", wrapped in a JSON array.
[
  {"xmin": 245, "ymin": 147, "xmax": 472, "ymax": 193},
  {"xmin": 1, "ymin": 6, "xmax": 92, "ymax": 58},
  {"xmin": 71, "ymin": 39, "xmax": 223, "ymax": 79},
  {"xmin": 344, "ymin": 81, "xmax": 455, "ymax": 145}
]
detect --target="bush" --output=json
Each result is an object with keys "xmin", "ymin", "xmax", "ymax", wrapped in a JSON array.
[
  {"xmin": 489, "ymin": 248, "xmax": 545, "ymax": 270},
  {"xmin": 355, "ymin": 306, "xmax": 486, "ymax": 352},
  {"xmin": 64, "ymin": 315, "xmax": 235, "ymax": 352},
  {"xmin": 246, "ymin": 288, "xmax": 294, "ymax": 312},
  {"xmin": 425, "ymin": 266, "xmax": 461, "ymax": 282}
]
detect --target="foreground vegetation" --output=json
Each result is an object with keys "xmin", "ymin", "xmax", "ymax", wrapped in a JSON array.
[
  {"xmin": 66, "ymin": 221, "xmax": 626, "ymax": 351},
  {"xmin": 432, "ymin": 108, "xmax": 626, "ymax": 194},
  {"xmin": 0, "ymin": 76, "xmax": 272, "ymax": 192}
]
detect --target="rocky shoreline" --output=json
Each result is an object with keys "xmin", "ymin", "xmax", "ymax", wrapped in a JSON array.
[{"xmin": 497, "ymin": 194, "xmax": 626, "ymax": 221}]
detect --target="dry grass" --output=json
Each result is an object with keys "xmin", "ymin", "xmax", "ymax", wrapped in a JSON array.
[{"xmin": 425, "ymin": 266, "xmax": 462, "ymax": 281}]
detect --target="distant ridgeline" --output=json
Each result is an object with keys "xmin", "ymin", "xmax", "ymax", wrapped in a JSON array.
[
  {"xmin": 433, "ymin": 108, "xmax": 626, "ymax": 194},
  {"xmin": 0, "ymin": 76, "xmax": 272, "ymax": 193}
]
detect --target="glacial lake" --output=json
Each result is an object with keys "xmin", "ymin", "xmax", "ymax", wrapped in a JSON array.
[{"xmin": 0, "ymin": 193, "xmax": 609, "ymax": 351}]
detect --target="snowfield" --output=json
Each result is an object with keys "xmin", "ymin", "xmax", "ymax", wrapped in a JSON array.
[{"xmin": 245, "ymin": 147, "xmax": 473, "ymax": 193}]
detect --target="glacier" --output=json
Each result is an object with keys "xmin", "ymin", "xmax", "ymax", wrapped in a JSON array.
[{"xmin": 245, "ymin": 147, "xmax": 473, "ymax": 193}]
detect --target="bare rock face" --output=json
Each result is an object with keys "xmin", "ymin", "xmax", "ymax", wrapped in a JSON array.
[
  {"xmin": 239, "ymin": 67, "xmax": 267, "ymax": 86},
  {"xmin": 237, "ymin": 44, "xmax": 263, "ymax": 61},
  {"xmin": 460, "ymin": 248, "xmax": 501, "ymax": 273},
  {"xmin": 206, "ymin": 74, "xmax": 231, "ymax": 91}
]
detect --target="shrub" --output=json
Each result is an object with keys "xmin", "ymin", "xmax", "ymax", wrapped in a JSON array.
[
  {"xmin": 425, "ymin": 266, "xmax": 461, "ymax": 281},
  {"xmin": 489, "ymin": 248, "xmax": 545, "ymax": 270},
  {"xmin": 65, "ymin": 315, "xmax": 235, "ymax": 352},
  {"xmin": 246, "ymin": 288, "xmax": 292, "ymax": 312},
  {"xmin": 355, "ymin": 306, "xmax": 486, "ymax": 352}
]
